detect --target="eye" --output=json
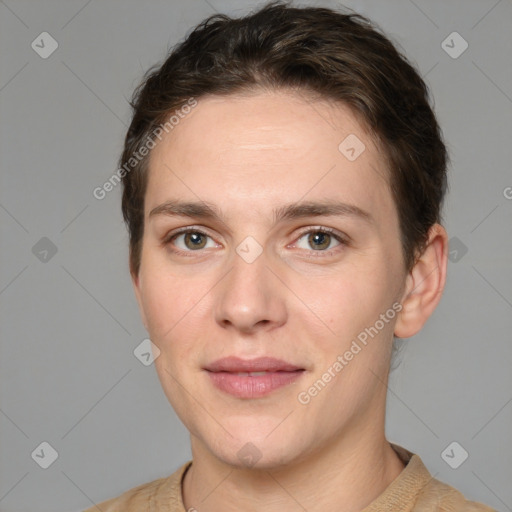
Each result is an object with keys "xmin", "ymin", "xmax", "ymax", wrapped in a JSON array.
[
  {"xmin": 166, "ymin": 229, "xmax": 217, "ymax": 253},
  {"xmin": 293, "ymin": 228, "xmax": 346, "ymax": 253}
]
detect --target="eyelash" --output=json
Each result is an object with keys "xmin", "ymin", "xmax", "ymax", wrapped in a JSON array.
[{"xmin": 163, "ymin": 226, "xmax": 348, "ymax": 258}]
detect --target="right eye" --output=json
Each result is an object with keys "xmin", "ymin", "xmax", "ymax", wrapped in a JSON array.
[{"xmin": 165, "ymin": 228, "xmax": 219, "ymax": 254}]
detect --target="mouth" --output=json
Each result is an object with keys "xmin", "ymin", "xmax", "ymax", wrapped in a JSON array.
[
  {"xmin": 204, "ymin": 356, "xmax": 306, "ymax": 398},
  {"xmin": 205, "ymin": 356, "xmax": 303, "ymax": 373}
]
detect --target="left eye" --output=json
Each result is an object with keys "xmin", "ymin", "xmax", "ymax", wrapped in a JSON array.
[{"xmin": 294, "ymin": 230, "xmax": 343, "ymax": 252}]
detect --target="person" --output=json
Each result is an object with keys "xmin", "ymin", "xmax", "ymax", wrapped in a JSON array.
[{"xmin": 84, "ymin": 2, "xmax": 496, "ymax": 510}]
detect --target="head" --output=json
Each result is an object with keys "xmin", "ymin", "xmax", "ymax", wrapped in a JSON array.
[{"xmin": 121, "ymin": 2, "xmax": 448, "ymax": 468}]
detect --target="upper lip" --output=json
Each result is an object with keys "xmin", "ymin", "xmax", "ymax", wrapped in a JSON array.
[{"xmin": 205, "ymin": 356, "xmax": 303, "ymax": 373}]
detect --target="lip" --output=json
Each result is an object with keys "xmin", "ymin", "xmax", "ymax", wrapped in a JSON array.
[
  {"xmin": 205, "ymin": 356, "xmax": 303, "ymax": 373},
  {"xmin": 204, "ymin": 357, "xmax": 305, "ymax": 398}
]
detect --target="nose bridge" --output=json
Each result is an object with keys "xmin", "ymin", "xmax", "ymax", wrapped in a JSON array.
[{"xmin": 214, "ymin": 243, "xmax": 286, "ymax": 332}]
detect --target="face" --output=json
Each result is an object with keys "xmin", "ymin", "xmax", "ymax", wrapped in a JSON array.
[{"xmin": 133, "ymin": 90, "xmax": 409, "ymax": 469}]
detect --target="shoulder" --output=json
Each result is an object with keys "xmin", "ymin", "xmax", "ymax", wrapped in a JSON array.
[
  {"xmin": 382, "ymin": 444, "xmax": 496, "ymax": 512},
  {"xmin": 81, "ymin": 475, "xmax": 170, "ymax": 512},
  {"xmin": 81, "ymin": 461, "xmax": 192, "ymax": 512},
  {"xmin": 415, "ymin": 475, "xmax": 497, "ymax": 512}
]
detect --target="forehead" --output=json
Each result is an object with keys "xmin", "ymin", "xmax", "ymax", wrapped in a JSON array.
[{"xmin": 145, "ymin": 90, "xmax": 394, "ymax": 224}]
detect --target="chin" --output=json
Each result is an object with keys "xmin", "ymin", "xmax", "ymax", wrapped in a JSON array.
[
  {"xmin": 204, "ymin": 427, "xmax": 307, "ymax": 471},
  {"xmin": 221, "ymin": 445, "xmax": 300, "ymax": 471}
]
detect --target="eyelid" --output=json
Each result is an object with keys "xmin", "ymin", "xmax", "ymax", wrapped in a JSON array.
[{"xmin": 163, "ymin": 225, "xmax": 213, "ymax": 242}]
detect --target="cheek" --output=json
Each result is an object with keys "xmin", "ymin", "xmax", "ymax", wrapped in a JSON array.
[
  {"xmin": 138, "ymin": 271, "xmax": 195, "ymax": 349},
  {"xmin": 305, "ymin": 270, "xmax": 402, "ymax": 378},
  {"xmin": 308, "ymin": 265, "xmax": 397, "ymax": 333},
  {"xmin": 140, "ymin": 275, "xmax": 178, "ymax": 336},
  {"xmin": 138, "ymin": 259, "xmax": 215, "ymax": 361}
]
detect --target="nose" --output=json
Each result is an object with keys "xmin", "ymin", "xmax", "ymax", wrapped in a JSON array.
[{"xmin": 213, "ymin": 248, "xmax": 288, "ymax": 335}]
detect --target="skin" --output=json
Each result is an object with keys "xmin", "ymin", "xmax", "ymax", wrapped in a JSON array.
[{"xmin": 132, "ymin": 90, "xmax": 448, "ymax": 512}]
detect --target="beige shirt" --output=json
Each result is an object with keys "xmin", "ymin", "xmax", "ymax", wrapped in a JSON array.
[{"xmin": 82, "ymin": 444, "xmax": 496, "ymax": 511}]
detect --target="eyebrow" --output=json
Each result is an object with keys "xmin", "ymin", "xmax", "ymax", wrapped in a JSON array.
[{"xmin": 149, "ymin": 199, "xmax": 373, "ymax": 225}]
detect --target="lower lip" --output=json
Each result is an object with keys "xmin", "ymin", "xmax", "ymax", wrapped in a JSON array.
[{"xmin": 206, "ymin": 370, "xmax": 304, "ymax": 398}]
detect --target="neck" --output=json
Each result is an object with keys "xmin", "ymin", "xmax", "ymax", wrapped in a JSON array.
[{"xmin": 182, "ymin": 417, "xmax": 405, "ymax": 512}]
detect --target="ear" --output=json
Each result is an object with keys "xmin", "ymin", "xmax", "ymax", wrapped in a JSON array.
[
  {"xmin": 394, "ymin": 223, "xmax": 448, "ymax": 338},
  {"xmin": 131, "ymin": 271, "xmax": 149, "ymax": 330}
]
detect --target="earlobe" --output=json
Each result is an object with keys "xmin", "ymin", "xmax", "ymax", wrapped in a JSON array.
[
  {"xmin": 131, "ymin": 271, "xmax": 149, "ymax": 330},
  {"xmin": 394, "ymin": 223, "xmax": 448, "ymax": 338}
]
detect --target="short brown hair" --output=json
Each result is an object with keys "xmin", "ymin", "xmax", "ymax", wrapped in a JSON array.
[{"xmin": 120, "ymin": 0, "xmax": 448, "ymax": 276}]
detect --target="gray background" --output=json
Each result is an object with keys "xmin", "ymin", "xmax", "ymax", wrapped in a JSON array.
[{"xmin": 0, "ymin": 1, "xmax": 511, "ymax": 511}]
